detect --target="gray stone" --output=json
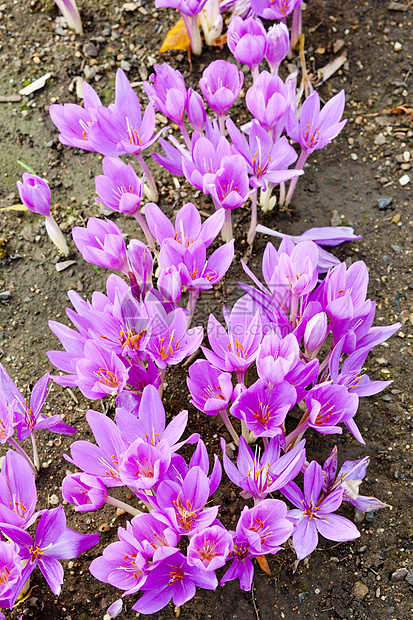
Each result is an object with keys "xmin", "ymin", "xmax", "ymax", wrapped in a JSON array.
[
  {"xmin": 378, "ymin": 197, "xmax": 393, "ymax": 210},
  {"xmin": 390, "ymin": 568, "xmax": 408, "ymax": 582},
  {"xmin": 406, "ymin": 569, "xmax": 413, "ymax": 587},
  {"xmin": 298, "ymin": 592, "xmax": 309, "ymax": 605},
  {"xmin": 0, "ymin": 291, "xmax": 11, "ymax": 301},
  {"xmin": 83, "ymin": 42, "xmax": 98, "ymax": 57},
  {"xmin": 391, "ymin": 244, "xmax": 402, "ymax": 254}
]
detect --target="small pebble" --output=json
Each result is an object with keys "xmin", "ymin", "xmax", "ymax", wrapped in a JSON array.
[
  {"xmin": 394, "ymin": 42, "xmax": 402, "ymax": 51},
  {"xmin": 49, "ymin": 494, "xmax": 59, "ymax": 505},
  {"xmin": 378, "ymin": 197, "xmax": 393, "ymax": 210},
  {"xmin": 350, "ymin": 153, "xmax": 358, "ymax": 160},
  {"xmin": 406, "ymin": 569, "xmax": 413, "ymax": 587},
  {"xmin": 298, "ymin": 592, "xmax": 309, "ymax": 605},
  {"xmin": 391, "ymin": 244, "xmax": 402, "ymax": 254},
  {"xmin": 99, "ymin": 523, "xmax": 110, "ymax": 532},
  {"xmin": 120, "ymin": 60, "xmax": 131, "ymax": 72},
  {"xmin": 399, "ymin": 174, "xmax": 410, "ymax": 186},
  {"xmin": 0, "ymin": 291, "xmax": 11, "ymax": 301},
  {"xmin": 352, "ymin": 581, "xmax": 369, "ymax": 600},
  {"xmin": 390, "ymin": 568, "xmax": 408, "ymax": 582}
]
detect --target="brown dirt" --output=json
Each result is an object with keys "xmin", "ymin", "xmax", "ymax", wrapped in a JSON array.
[{"xmin": 1, "ymin": 0, "xmax": 413, "ymax": 618}]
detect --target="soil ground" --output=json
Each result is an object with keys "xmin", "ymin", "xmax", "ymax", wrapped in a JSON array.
[{"xmin": 1, "ymin": 0, "xmax": 413, "ymax": 618}]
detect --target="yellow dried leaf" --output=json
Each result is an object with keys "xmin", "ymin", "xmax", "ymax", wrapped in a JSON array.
[
  {"xmin": 159, "ymin": 18, "xmax": 190, "ymax": 53},
  {"xmin": 256, "ymin": 554, "xmax": 271, "ymax": 575},
  {"xmin": 0, "ymin": 204, "xmax": 28, "ymax": 212}
]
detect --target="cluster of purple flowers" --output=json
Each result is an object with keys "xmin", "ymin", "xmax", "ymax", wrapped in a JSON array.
[
  {"xmin": 0, "ymin": 370, "xmax": 98, "ymax": 614},
  {"xmin": 5, "ymin": 3, "xmax": 400, "ymax": 617}
]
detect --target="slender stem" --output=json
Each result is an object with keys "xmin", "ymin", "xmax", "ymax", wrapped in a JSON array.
[
  {"xmin": 179, "ymin": 123, "xmax": 191, "ymax": 150},
  {"xmin": 182, "ymin": 13, "xmax": 202, "ymax": 55},
  {"xmin": 30, "ymin": 432, "xmax": 40, "ymax": 471},
  {"xmin": 291, "ymin": 4, "xmax": 302, "ymax": 50},
  {"xmin": 218, "ymin": 114, "xmax": 226, "ymax": 136},
  {"xmin": 260, "ymin": 182, "xmax": 275, "ymax": 213},
  {"xmin": 187, "ymin": 289, "xmax": 200, "ymax": 329},
  {"xmin": 285, "ymin": 149, "xmax": 308, "ymax": 207},
  {"xmin": 279, "ymin": 181, "xmax": 286, "ymax": 207},
  {"xmin": 106, "ymin": 496, "xmax": 142, "ymax": 517},
  {"xmin": 285, "ymin": 410, "xmax": 310, "ymax": 449},
  {"xmin": 221, "ymin": 208, "xmax": 233, "ymax": 242},
  {"xmin": 136, "ymin": 153, "xmax": 158, "ymax": 203},
  {"xmin": 251, "ymin": 65, "xmax": 260, "ymax": 82},
  {"xmin": 241, "ymin": 420, "xmax": 250, "ymax": 443},
  {"xmin": 45, "ymin": 215, "xmax": 69, "ymax": 256},
  {"xmin": 8, "ymin": 437, "xmax": 37, "ymax": 475},
  {"xmin": 219, "ymin": 409, "xmax": 239, "ymax": 446},
  {"xmin": 158, "ymin": 368, "xmax": 166, "ymax": 398},
  {"xmin": 132, "ymin": 211, "xmax": 156, "ymax": 250},
  {"xmin": 247, "ymin": 190, "xmax": 258, "ymax": 246}
]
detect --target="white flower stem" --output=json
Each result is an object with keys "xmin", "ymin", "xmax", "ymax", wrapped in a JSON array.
[
  {"xmin": 220, "ymin": 409, "xmax": 239, "ymax": 446},
  {"xmin": 106, "ymin": 495, "xmax": 142, "ymax": 517},
  {"xmin": 45, "ymin": 215, "xmax": 69, "ymax": 256},
  {"xmin": 30, "ymin": 431, "xmax": 40, "ymax": 471},
  {"xmin": 247, "ymin": 190, "xmax": 258, "ymax": 246},
  {"xmin": 8, "ymin": 437, "xmax": 37, "ymax": 475},
  {"xmin": 136, "ymin": 153, "xmax": 158, "ymax": 203}
]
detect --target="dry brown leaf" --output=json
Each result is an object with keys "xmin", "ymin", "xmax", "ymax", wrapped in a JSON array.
[
  {"xmin": 256, "ymin": 554, "xmax": 271, "ymax": 575},
  {"xmin": 159, "ymin": 18, "xmax": 190, "ymax": 53},
  {"xmin": 316, "ymin": 52, "xmax": 347, "ymax": 85},
  {"xmin": 383, "ymin": 105, "xmax": 413, "ymax": 121}
]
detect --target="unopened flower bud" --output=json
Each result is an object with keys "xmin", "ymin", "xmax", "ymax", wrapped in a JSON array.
[
  {"xmin": 265, "ymin": 22, "xmax": 290, "ymax": 73},
  {"xmin": 186, "ymin": 87, "xmax": 206, "ymax": 132},
  {"xmin": 304, "ymin": 312, "xmax": 328, "ymax": 358},
  {"xmin": 17, "ymin": 173, "xmax": 51, "ymax": 216}
]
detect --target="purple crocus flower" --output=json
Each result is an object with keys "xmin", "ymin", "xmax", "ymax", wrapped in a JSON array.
[
  {"xmin": 251, "ymin": 0, "xmax": 301, "ymax": 20},
  {"xmin": 245, "ymin": 71, "xmax": 289, "ymax": 133},
  {"xmin": 17, "ymin": 173, "xmax": 69, "ymax": 256},
  {"xmin": 202, "ymin": 295, "xmax": 268, "ymax": 382},
  {"xmin": 187, "ymin": 360, "xmax": 233, "ymax": 415},
  {"xmin": 72, "ymin": 217, "xmax": 129, "ymax": 273},
  {"xmin": 256, "ymin": 332, "xmax": 300, "ymax": 385},
  {"xmin": 0, "ymin": 389, "xmax": 15, "ymax": 445},
  {"xmin": 265, "ymin": 22, "xmax": 290, "ymax": 74},
  {"xmin": 187, "ymin": 525, "xmax": 234, "ymax": 571},
  {"xmin": 67, "ymin": 409, "xmax": 128, "ymax": 487},
  {"xmin": 0, "ymin": 505, "xmax": 99, "ymax": 596},
  {"xmin": 182, "ymin": 134, "xmax": 233, "ymax": 191},
  {"xmin": 87, "ymin": 69, "xmax": 162, "ymax": 158},
  {"xmin": 144, "ymin": 64, "xmax": 189, "ymax": 144},
  {"xmin": 305, "ymin": 382, "xmax": 361, "ymax": 442},
  {"xmin": 281, "ymin": 460, "xmax": 360, "ymax": 560},
  {"xmin": 236, "ymin": 498, "xmax": 293, "ymax": 555},
  {"xmin": 286, "ymin": 90, "xmax": 347, "ymax": 155},
  {"xmin": 199, "ymin": 60, "xmax": 244, "ymax": 120},
  {"xmin": 221, "ymin": 435, "xmax": 306, "ymax": 502},
  {"xmin": 17, "ymin": 173, "xmax": 50, "ymax": 216},
  {"xmin": 226, "ymin": 118, "xmax": 303, "ymax": 190},
  {"xmin": 95, "ymin": 156, "xmax": 144, "ymax": 215},
  {"xmin": 115, "ymin": 384, "xmax": 199, "ymax": 453},
  {"xmin": 227, "ymin": 16, "xmax": 267, "ymax": 76},
  {"xmin": 145, "ymin": 201, "xmax": 225, "ymax": 251},
  {"xmin": 0, "ymin": 541, "xmax": 24, "ymax": 610},
  {"xmin": 230, "ymin": 378, "xmax": 296, "ymax": 438},
  {"xmin": 160, "ymin": 238, "xmax": 235, "ymax": 294},
  {"xmin": 186, "ymin": 87, "xmax": 207, "ymax": 132},
  {"xmin": 74, "ymin": 340, "xmax": 130, "ymax": 399},
  {"xmin": 0, "ymin": 366, "xmax": 76, "ymax": 442},
  {"xmin": 304, "ymin": 312, "xmax": 329, "ymax": 358},
  {"xmin": 322, "ymin": 447, "xmax": 390, "ymax": 513},
  {"xmin": 146, "ymin": 305, "xmax": 203, "ymax": 369},
  {"xmin": 153, "ymin": 467, "xmax": 220, "ymax": 535},
  {"xmin": 49, "ymin": 80, "xmax": 102, "ymax": 151},
  {"xmin": 132, "ymin": 551, "xmax": 217, "ymax": 613},
  {"xmin": 0, "ymin": 451, "xmax": 38, "ymax": 529},
  {"xmin": 204, "ymin": 154, "xmax": 255, "ymax": 211},
  {"xmin": 119, "ymin": 438, "xmax": 172, "ymax": 491},
  {"xmin": 329, "ymin": 339, "xmax": 392, "ymax": 398},
  {"xmin": 62, "ymin": 473, "xmax": 108, "ymax": 512},
  {"xmin": 219, "ymin": 529, "xmax": 256, "ymax": 591}
]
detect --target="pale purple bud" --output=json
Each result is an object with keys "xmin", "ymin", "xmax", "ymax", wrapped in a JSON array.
[
  {"xmin": 304, "ymin": 312, "xmax": 328, "ymax": 358},
  {"xmin": 62, "ymin": 473, "xmax": 108, "ymax": 511},
  {"xmin": 17, "ymin": 173, "xmax": 51, "ymax": 216},
  {"xmin": 227, "ymin": 16, "xmax": 267, "ymax": 70},
  {"xmin": 158, "ymin": 266, "xmax": 183, "ymax": 303},
  {"xmin": 265, "ymin": 22, "xmax": 290, "ymax": 73},
  {"xmin": 186, "ymin": 87, "xmax": 207, "ymax": 132}
]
